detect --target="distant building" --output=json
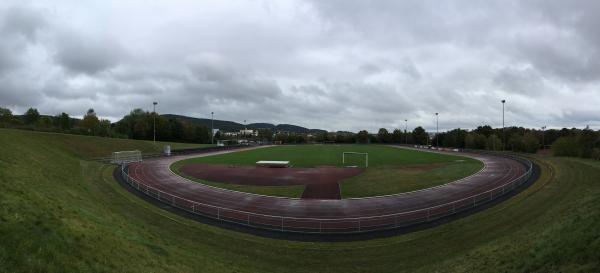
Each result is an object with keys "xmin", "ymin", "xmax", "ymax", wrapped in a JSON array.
[{"xmin": 239, "ymin": 129, "xmax": 258, "ymax": 136}]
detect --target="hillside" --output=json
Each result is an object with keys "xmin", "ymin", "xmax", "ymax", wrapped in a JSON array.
[
  {"xmin": 1, "ymin": 128, "xmax": 599, "ymax": 272},
  {"xmin": 162, "ymin": 114, "xmax": 327, "ymax": 134}
]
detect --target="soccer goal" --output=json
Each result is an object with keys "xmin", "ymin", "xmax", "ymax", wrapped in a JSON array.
[
  {"xmin": 342, "ymin": 152, "xmax": 368, "ymax": 168},
  {"xmin": 111, "ymin": 150, "xmax": 142, "ymax": 165}
]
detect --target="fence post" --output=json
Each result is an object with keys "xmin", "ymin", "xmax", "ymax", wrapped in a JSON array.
[
  {"xmin": 192, "ymin": 204, "xmax": 195, "ymax": 213},
  {"xmin": 281, "ymin": 217, "xmax": 284, "ymax": 232},
  {"xmin": 247, "ymin": 214, "xmax": 250, "ymax": 225},
  {"xmin": 217, "ymin": 208, "xmax": 220, "ymax": 220}
]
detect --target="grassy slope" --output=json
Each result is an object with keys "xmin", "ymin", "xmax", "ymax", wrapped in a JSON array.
[
  {"xmin": 0, "ymin": 129, "xmax": 212, "ymax": 159},
  {"xmin": 1, "ymin": 129, "xmax": 599, "ymax": 272},
  {"xmin": 172, "ymin": 145, "xmax": 482, "ymax": 198}
]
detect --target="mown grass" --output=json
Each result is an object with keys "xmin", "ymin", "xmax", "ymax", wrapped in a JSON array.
[
  {"xmin": 340, "ymin": 160, "xmax": 483, "ymax": 198},
  {"xmin": 1, "ymin": 129, "xmax": 599, "ymax": 272},
  {"xmin": 174, "ymin": 145, "xmax": 472, "ymax": 167},
  {"xmin": 171, "ymin": 145, "xmax": 481, "ymax": 198}
]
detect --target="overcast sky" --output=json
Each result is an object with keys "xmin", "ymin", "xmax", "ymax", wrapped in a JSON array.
[{"xmin": 1, "ymin": 1, "xmax": 599, "ymax": 132}]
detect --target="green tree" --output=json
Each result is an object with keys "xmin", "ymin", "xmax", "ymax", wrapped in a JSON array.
[
  {"xmin": 258, "ymin": 129, "xmax": 274, "ymax": 142},
  {"xmin": 552, "ymin": 136, "xmax": 579, "ymax": 157},
  {"xmin": 443, "ymin": 128, "xmax": 467, "ymax": 148},
  {"xmin": 81, "ymin": 108, "xmax": 100, "ymax": 135},
  {"xmin": 391, "ymin": 129, "xmax": 403, "ymax": 143},
  {"xmin": 96, "ymin": 119, "xmax": 112, "ymax": 137},
  {"xmin": 356, "ymin": 130, "xmax": 369, "ymax": 143},
  {"xmin": 377, "ymin": 128, "xmax": 391, "ymax": 143},
  {"xmin": 486, "ymin": 134, "xmax": 502, "ymax": 151},
  {"xmin": 39, "ymin": 116, "xmax": 53, "ymax": 128},
  {"xmin": 465, "ymin": 132, "xmax": 486, "ymax": 149},
  {"xmin": 0, "ymin": 107, "xmax": 13, "ymax": 125},
  {"xmin": 412, "ymin": 126, "xmax": 428, "ymax": 145},
  {"xmin": 56, "ymin": 113, "xmax": 72, "ymax": 130},
  {"xmin": 194, "ymin": 125, "xmax": 210, "ymax": 143},
  {"xmin": 24, "ymin": 108, "xmax": 40, "ymax": 125},
  {"xmin": 577, "ymin": 127, "xmax": 598, "ymax": 158},
  {"xmin": 521, "ymin": 133, "xmax": 540, "ymax": 153}
]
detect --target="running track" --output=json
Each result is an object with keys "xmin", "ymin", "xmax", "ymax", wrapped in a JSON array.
[{"xmin": 123, "ymin": 146, "xmax": 530, "ymax": 233}]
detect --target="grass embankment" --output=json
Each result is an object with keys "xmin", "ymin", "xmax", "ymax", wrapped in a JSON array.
[
  {"xmin": 1, "ymin": 128, "xmax": 599, "ymax": 272},
  {"xmin": 171, "ymin": 145, "xmax": 482, "ymax": 198}
]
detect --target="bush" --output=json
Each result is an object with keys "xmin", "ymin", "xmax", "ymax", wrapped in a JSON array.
[
  {"xmin": 592, "ymin": 148, "xmax": 600, "ymax": 161},
  {"xmin": 552, "ymin": 137, "xmax": 579, "ymax": 157}
]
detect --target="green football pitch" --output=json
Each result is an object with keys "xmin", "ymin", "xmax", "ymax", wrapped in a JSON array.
[{"xmin": 171, "ymin": 145, "xmax": 483, "ymax": 198}]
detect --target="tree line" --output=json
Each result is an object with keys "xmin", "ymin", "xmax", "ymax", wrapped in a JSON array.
[
  {"xmin": 1, "ymin": 106, "xmax": 598, "ymax": 159},
  {"xmin": 0, "ymin": 107, "xmax": 211, "ymax": 144}
]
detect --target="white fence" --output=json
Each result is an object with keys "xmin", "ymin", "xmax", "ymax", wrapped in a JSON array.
[{"xmin": 119, "ymin": 154, "xmax": 533, "ymax": 234}]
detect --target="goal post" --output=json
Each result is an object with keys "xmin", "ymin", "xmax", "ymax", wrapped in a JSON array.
[
  {"xmin": 342, "ymin": 152, "xmax": 368, "ymax": 168},
  {"xmin": 111, "ymin": 150, "xmax": 142, "ymax": 165}
]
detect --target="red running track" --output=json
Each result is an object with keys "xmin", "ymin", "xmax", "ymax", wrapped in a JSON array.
[{"xmin": 124, "ymin": 146, "xmax": 530, "ymax": 233}]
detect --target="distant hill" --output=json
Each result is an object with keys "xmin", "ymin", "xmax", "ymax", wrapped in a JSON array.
[{"xmin": 161, "ymin": 114, "xmax": 327, "ymax": 134}]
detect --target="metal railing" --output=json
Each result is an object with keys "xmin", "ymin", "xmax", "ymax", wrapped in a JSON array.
[{"xmin": 118, "ymin": 153, "xmax": 533, "ymax": 234}]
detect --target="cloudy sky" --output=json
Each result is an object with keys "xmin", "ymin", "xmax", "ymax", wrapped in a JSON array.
[{"xmin": 1, "ymin": 0, "xmax": 599, "ymax": 132}]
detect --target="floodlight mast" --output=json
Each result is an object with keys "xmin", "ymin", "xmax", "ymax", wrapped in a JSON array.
[
  {"xmin": 211, "ymin": 112, "xmax": 214, "ymax": 144},
  {"xmin": 404, "ymin": 119, "xmax": 408, "ymax": 144},
  {"xmin": 542, "ymin": 125, "xmax": 547, "ymax": 150},
  {"xmin": 153, "ymin": 102, "xmax": 158, "ymax": 144},
  {"xmin": 435, "ymin": 113, "xmax": 439, "ymax": 147},
  {"xmin": 502, "ymin": 99, "xmax": 506, "ymax": 151}
]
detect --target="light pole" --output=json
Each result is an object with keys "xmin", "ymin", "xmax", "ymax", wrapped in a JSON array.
[
  {"xmin": 541, "ymin": 125, "xmax": 547, "ymax": 150},
  {"xmin": 501, "ymin": 99, "xmax": 506, "ymax": 151},
  {"xmin": 435, "ymin": 113, "xmax": 439, "ymax": 147},
  {"xmin": 153, "ymin": 102, "xmax": 157, "ymax": 144},
  {"xmin": 404, "ymin": 119, "xmax": 408, "ymax": 144},
  {"xmin": 243, "ymin": 120, "xmax": 247, "ymax": 138},
  {"xmin": 211, "ymin": 112, "xmax": 214, "ymax": 144}
]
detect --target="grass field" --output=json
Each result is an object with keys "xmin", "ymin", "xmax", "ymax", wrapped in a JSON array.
[
  {"xmin": 171, "ymin": 145, "xmax": 483, "ymax": 198},
  {"xmin": 172, "ymin": 145, "xmax": 471, "ymax": 167},
  {"xmin": 1, "ymin": 128, "xmax": 599, "ymax": 272}
]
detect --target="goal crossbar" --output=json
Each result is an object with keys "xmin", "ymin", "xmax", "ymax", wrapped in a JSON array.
[
  {"xmin": 111, "ymin": 150, "xmax": 142, "ymax": 165},
  {"xmin": 342, "ymin": 152, "xmax": 369, "ymax": 168}
]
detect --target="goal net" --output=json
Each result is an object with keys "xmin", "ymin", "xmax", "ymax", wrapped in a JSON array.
[
  {"xmin": 342, "ymin": 152, "xmax": 368, "ymax": 168},
  {"xmin": 111, "ymin": 150, "xmax": 142, "ymax": 165}
]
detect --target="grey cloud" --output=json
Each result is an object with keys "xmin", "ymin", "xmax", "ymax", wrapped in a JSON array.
[
  {"xmin": 1, "ymin": 1, "xmax": 600, "ymax": 132},
  {"xmin": 0, "ymin": 5, "xmax": 46, "ymax": 40},
  {"xmin": 493, "ymin": 67, "xmax": 546, "ymax": 95},
  {"xmin": 53, "ymin": 31, "xmax": 125, "ymax": 75},
  {"xmin": 0, "ymin": 5, "xmax": 46, "ymax": 74}
]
